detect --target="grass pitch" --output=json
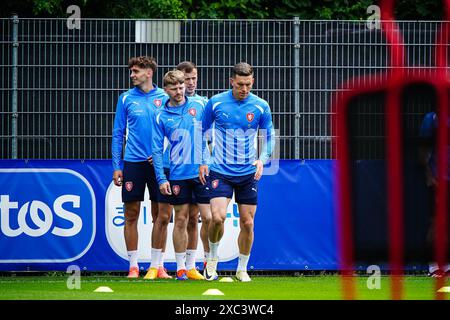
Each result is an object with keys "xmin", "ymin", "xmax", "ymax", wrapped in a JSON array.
[{"xmin": 0, "ymin": 274, "xmax": 447, "ymax": 300}]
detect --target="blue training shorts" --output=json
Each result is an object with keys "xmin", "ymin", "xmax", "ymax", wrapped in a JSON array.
[
  {"xmin": 208, "ymin": 170, "xmax": 258, "ymax": 205},
  {"xmin": 169, "ymin": 178, "xmax": 210, "ymax": 205},
  {"xmin": 121, "ymin": 161, "xmax": 160, "ymax": 202}
]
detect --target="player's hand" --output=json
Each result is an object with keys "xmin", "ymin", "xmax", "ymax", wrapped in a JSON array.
[
  {"xmin": 147, "ymin": 156, "xmax": 153, "ymax": 165},
  {"xmin": 113, "ymin": 170, "xmax": 123, "ymax": 186},
  {"xmin": 253, "ymin": 160, "xmax": 264, "ymax": 180},
  {"xmin": 199, "ymin": 165, "xmax": 209, "ymax": 185},
  {"xmin": 159, "ymin": 182, "xmax": 172, "ymax": 195},
  {"xmin": 425, "ymin": 168, "xmax": 437, "ymax": 187}
]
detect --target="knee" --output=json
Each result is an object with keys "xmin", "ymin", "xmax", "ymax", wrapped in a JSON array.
[
  {"xmin": 125, "ymin": 208, "xmax": 139, "ymax": 225},
  {"xmin": 156, "ymin": 214, "xmax": 170, "ymax": 228},
  {"xmin": 175, "ymin": 215, "xmax": 188, "ymax": 230},
  {"xmin": 188, "ymin": 216, "xmax": 198, "ymax": 230},
  {"xmin": 201, "ymin": 215, "xmax": 212, "ymax": 226},
  {"xmin": 240, "ymin": 219, "xmax": 254, "ymax": 232},
  {"xmin": 156, "ymin": 204, "xmax": 172, "ymax": 224},
  {"xmin": 211, "ymin": 215, "xmax": 225, "ymax": 226}
]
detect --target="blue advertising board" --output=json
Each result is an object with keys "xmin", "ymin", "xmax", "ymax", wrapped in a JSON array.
[{"xmin": 0, "ymin": 160, "xmax": 337, "ymax": 271}]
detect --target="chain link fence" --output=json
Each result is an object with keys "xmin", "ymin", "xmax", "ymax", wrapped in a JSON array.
[{"xmin": 0, "ymin": 18, "xmax": 444, "ymax": 160}]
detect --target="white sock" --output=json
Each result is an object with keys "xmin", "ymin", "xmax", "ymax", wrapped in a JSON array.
[
  {"xmin": 159, "ymin": 251, "xmax": 165, "ymax": 268},
  {"xmin": 127, "ymin": 250, "xmax": 138, "ymax": 269},
  {"xmin": 429, "ymin": 262, "xmax": 439, "ymax": 273},
  {"xmin": 237, "ymin": 253, "xmax": 250, "ymax": 272},
  {"xmin": 186, "ymin": 249, "xmax": 197, "ymax": 270},
  {"xmin": 209, "ymin": 240, "xmax": 220, "ymax": 259},
  {"xmin": 175, "ymin": 252, "xmax": 186, "ymax": 271},
  {"xmin": 430, "ymin": 262, "xmax": 450, "ymax": 272},
  {"xmin": 204, "ymin": 251, "xmax": 210, "ymax": 261},
  {"xmin": 150, "ymin": 248, "xmax": 161, "ymax": 269}
]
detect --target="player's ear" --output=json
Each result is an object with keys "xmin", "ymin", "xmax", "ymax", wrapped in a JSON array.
[{"xmin": 229, "ymin": 77, "xmax": 234, "ymax": 87}]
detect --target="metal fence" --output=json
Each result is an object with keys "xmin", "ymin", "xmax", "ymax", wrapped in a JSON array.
[{"xmin": 0, "ymin": 18, "xmax": 445, "ymax": 160}]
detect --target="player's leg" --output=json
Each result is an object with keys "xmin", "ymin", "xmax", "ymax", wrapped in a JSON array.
[
  {"xmin": 145, "ymin": 165, "xmax": 172, "ymax": 279},
  {"xmin": 157, "ymin": 202, "xmax": 173, "ymax": 278},
  {"xmin": 171, "ymin": 180, "xmax": 199, "ymax": 280},
  {"xmin": 198, "ymin": 203, "xmax": 212, "ymax": 269},
  {"xmin": 185, "ymin": 202, "xmax": 204, "ymax": 280},
  {"xmin": 173, "ymin": 203, "xmax": 190, "ymax": 280},
  {"xmin": 124, "ymin": 201, "xmax": 141, "ymax": 278},
  {"xmin": 158, "ymin": 167, "xmax": 173, "ymax": 275},
  {"xmin": 186, "ymin": 203, "xmax": 199, "ymax": 271},
  {"xmin": 144, "ymin": 201, "xmax": 172, "ymax": 279},
  {"xmin": 204, "ymin": 171, "xmax": 233, "ymax": 281},
  {"xmin": 204, "ymin": 197, "xmax": 229, "ymax": 281},
  {"xmin": 190, "ymin": 178, "xmax": 213, "ymax": 269},
  {"xmin": 234, "ymin": 173, "xmax": 259, "ymax": 282},
  {"xmin": 121, "ymin": 161, "xmax": 147, "ymax": 278},
  {"xmin": 235, "ymin": 204, "xmax": 256, "ymax": 282}
]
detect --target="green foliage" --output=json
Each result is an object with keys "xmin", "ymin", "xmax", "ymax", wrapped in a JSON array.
[
  {"xmin": 185, "ymin": 0, "xmax": 269, "ymax": 19},
  {"xmin": 271, "ymin": 0, "xmax": 374, "ymax": 20},
  {"xmin": 395, "ymin": 0, "xmax": 442, "ymax": 20},
  {"xmin": 32, "ymin": 0, "xmax": 62, "ymax": 15},
  {"xmin": 0, "ymin": 0, "xmax": 445, "ymax": 20},
  {"xmin": 100, "ymin": 0, "xmax": 188, "ymax": 19}
]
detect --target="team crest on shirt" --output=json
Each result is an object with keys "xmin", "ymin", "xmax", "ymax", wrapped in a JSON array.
[
  {"xmin": 172, "ymin": 185, "xmax": 180, "ymax": 196},
  {"xmin": 154, "ymin": 99, "xmax": 162, "ymax": 107},
  {"xmin": 246, "ymin": 112, "xmax": 255, "ymax": 122},
  {"xmin": 212, "ymin": 179, "xmax": 219, "ymax": 189},
  {"xmin": 188, "ymin": 108, "xmax": 197, "ymax": 116},
  {"xmin": 125, "ymin": 182, "xmax": 133, "ymax": 192}
]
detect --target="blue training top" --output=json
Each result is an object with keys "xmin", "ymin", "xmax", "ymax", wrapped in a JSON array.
[
  {"xmin": 202, "ymin": 90, "xmax": 275, "ymax": 176},
  {"xmin": 111, "ymin": 86, "xmax": 168, "ymax": 171},
  {"xmin": 188, "ymin": 93, "xmax": 209, "ymax": 107},
  {"xmin": 161, "ymin": 93, "xmax": 209, "ymax": 172},
  {"xmin": 419, "ymin": 111, "xmax": 450, "ymax": 180},
  {"xmin": 152, "ymin": 96, "xmax": 205, "ymax": 185}
]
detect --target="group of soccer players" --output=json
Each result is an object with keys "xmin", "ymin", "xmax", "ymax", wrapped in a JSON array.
[{"xmin": 112, "ymin": 56, "xmax": 275, "ymax": 282}]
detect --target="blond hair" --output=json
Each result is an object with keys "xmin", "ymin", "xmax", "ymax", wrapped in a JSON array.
[{"xmin": 163, "ymin": 70, "xmax": 185, "ymax": 87}]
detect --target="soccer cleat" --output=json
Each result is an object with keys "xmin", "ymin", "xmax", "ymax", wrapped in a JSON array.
[
  {"xmin": 127, "ymin": 266, "xmax": 140, "ymax": 278},
  {"xmin": 157, "ymin": 266, "xmax": 172, "ymax": 279},
  {"xmin": 428, "ymin": 269, "xmax": 445, "ymax": 278},
  {"xmin": 187, "ymin": 268, "xmax": 204, "ymax": 280},
  {"xmin": 176, "ymin": 269, "xmax": 189, "ymax": 281},
  {"xmin": 143, "ymin": 267, "xmax": 158, "ymax": 280},
  {"xmin": 235, "ymin": 270, "xmax": 252, "ymax": 282},
  {"xmin": 204, "ymin": 258, "xmax": 219, "ymax": 281}
]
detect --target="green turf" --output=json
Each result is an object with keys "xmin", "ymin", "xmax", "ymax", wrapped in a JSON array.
[{"xmin": 0, "ymin": 275, "xmax": 447, "ymax": 300}]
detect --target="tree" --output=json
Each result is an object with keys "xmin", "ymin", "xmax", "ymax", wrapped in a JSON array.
[{"xmin": 0, "ymin": 0, "xmax": 444, "ymax": 20}]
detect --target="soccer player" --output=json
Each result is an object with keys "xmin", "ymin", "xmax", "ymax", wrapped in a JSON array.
[
  {"xmin": 152, "ymin": 70, "xmax": 208, "ymax": 280},
  {"xmin": 418, "ymin": 111, "xmax": 449, "ymax": 277},
  {"xmin": 112, "ymin": 56, "xmax": 171, "ymax": 278},
  {"xmin": 199, "ymin": 62, "xmax": 275, "ymax": 282},
  {"xmin": 176, "ymin": 61, "xmax": 211, "ymax": 273}
]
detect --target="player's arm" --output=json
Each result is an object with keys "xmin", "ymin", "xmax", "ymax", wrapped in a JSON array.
[
  {"xmin": 199, "ymin": 99, "xmax": 214, "ymax": 184},
  {"xmin": 418, "ymin": 113, "xmax": 436, "ymax": 187},
  {"xmin": 111, "ymin": 94, "xmax": 126, "ymax": 186},
  {"xmin": 254, "ymin": 104, "xmax": 276, "ymax": 180},
  {"xmin": 201, "ymin": 97, "xmax": 213, "ymax": 154},
  {"xmin": 151, "ymin": 113, "xmax": 170, "ymax": 189}
]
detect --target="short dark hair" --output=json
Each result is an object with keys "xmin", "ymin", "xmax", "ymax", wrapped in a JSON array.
[
  {"xmin": 232, "ymin": 62, "xmax": 253, "ymax": 77},
  {"xmin": 176, "ymin": 61, "xmax": 197, "ymax": 73},
  {"xmin": 128, "ymin": 56, "xmax": 157, "ymax": 73},
  {"xmin": 163, "ymin": 70, "xmax": 185, "ymax": 87}
]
